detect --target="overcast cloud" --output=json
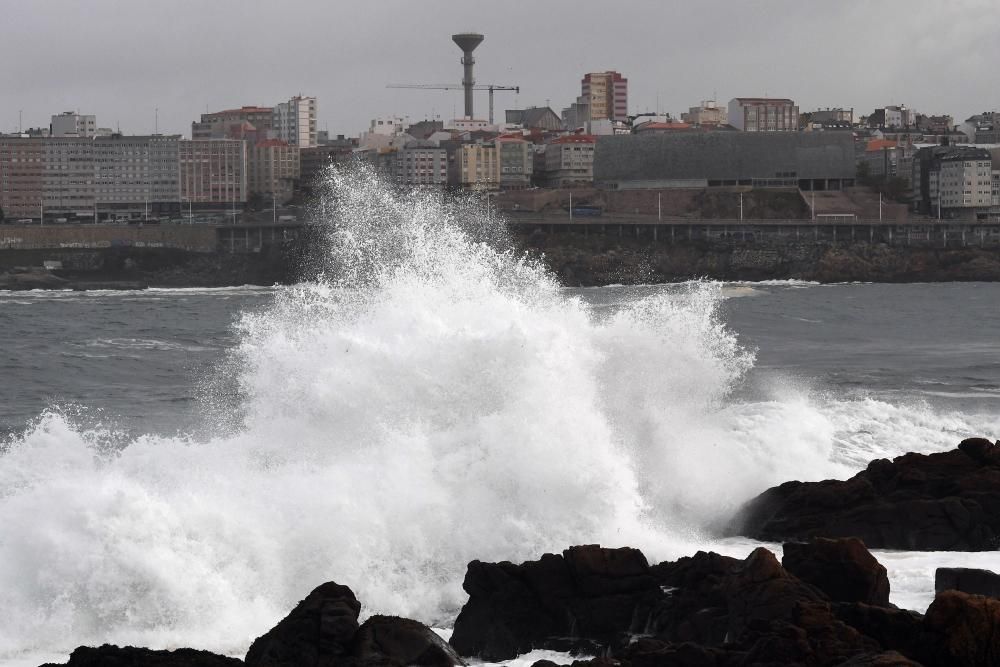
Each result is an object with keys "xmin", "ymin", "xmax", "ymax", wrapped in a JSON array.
[{"xmin": 2, "ymin": 0, "xmax": 998, "ymax": 136}]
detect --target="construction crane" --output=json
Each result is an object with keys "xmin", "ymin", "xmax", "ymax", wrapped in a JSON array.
[{"xmin": 386, "ymin": 84, "xmax": 520, "ymax": 124}]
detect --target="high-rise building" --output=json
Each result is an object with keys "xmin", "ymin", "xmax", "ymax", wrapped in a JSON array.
[
  {"xmin": 93, "ymin": 135, "xmax": 182, "ymax": 216},
  {"xmin": 50, "ymin": 112, "xmax": 98, "ymax": 138},
  {"xmin": 273, "ymin": 96, "xmax": 318, "ymax": 148},
  {"xmin": 727, "ymin": 98, "xmax": 799, "ymax": 132},
  {"xmin": 581, "ymin": 71, "xmax": 628, "ymax": 122}
]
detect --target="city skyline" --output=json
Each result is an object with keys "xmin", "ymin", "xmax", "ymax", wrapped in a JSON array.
[{"xmin": 2, "ymin": 0, "xmax": 999, "ymax": 138}]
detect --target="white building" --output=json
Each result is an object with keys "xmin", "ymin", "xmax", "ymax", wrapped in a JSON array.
[
  {"xmin": 50, "ymin": 112, "xmax": 98, "ymax": 138},
  {"xmin": 273, "ymin": 96, "xmax": 317, "ymax": 148}
]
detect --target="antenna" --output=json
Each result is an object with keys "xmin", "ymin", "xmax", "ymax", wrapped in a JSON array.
[{"xmin": 155, "ymin": 107, "xmax": 159, "ymax": 134}]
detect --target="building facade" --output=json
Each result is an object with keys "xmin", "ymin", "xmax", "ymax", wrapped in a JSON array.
[
  {"xmin": 913, "ymin": 146, "xmax": 993, "ymax": 220},
  {"xmin": 458, "ymin": 143, "xmax": 500, "ymax": 190},
  {"xmin": 249, "ymin": 139, "xmax": 300, "ymax": 203},
  {"xmin": 381, "ymin": 145, "xmax": 449, "ymax": 188},
  {"xmin": 50, "ymin": 112, "xmax": 98, "ymax": 138},
  {"xmin": 496, "ymin": 136, "xmax": 533, "ymax": 189},
  {"xmin": 681, "ymin": 101, "xmax": 727, "ymax": 126},
  {"xmin": 192, "ymin": 106, "xmax": 274, "ymax": 140},
  {"xmin": 179, "ymin": 139, "xmax": 247, "ymax": 211},
  {"xmin": 541, "ymin": 134, "xmax": 596, "ymax": 187},
  {"xmin": 727, "ymin": 98, "xmax": 799, "ymax": 132},
  {"xmin": 273, "ymin": 96, "xmax": 318, "ymax": 148},
  {"xmin": 581, "ymin": 71, "xmax": 628, "ymax": 122}
]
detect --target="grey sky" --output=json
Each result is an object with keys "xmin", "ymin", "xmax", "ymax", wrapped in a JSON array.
[{"xmin": 2, "ymin": 0, "xmax": 998, "ymax": 137}]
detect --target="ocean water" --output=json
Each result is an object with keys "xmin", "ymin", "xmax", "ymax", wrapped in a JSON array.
[{"xmin": 2, "ymin": 167, "xmax": 999, "ymax": 664}]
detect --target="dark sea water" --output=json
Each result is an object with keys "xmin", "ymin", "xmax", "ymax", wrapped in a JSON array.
[
  {"xmin": 3, "ymin": 282, "xmax": 998, "ymax": 438},
  {"xmin": 2, "ymin": 280, "xmax": 999, "ymax": 664}
]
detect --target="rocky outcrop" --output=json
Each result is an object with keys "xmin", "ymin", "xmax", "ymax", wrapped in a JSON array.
[
  {"xmin": 352, "ymin": 616, "xmax": 461, "ymax": 667},
  {"xmin": 244, "ymin": 581, "xmax": 462, "ymax": 667},
  {"xmin": 922, "ymin": 590, "xmax": 1000, "ymax": 666},
  {"xmin": 729, "ymin": 438, "xmax": 1000, "ymax": 550},
  {"xmin": 449, "ymin": 545, "xmax": 658, "ymax": 661},
  {"xmin": 936, "ymin": 567, "xmax": 1000, "ymax": 599},
  {"xmin": 244, "ymin": 581, "xmax": 361, "ymax": 666},
  {"xmin": 0, "ymin": 267, "xmax": 69, "ymax": 290},
  {"xmin": 41, "ymin": 644, "xmax": 242, "ymax": 666},
  {"xmin": 783, "ymin": 537, "xmax": 890, "ymax": 606},
  {"xmin": 515, "ymin": 232, "xmax": 1000, "ymax": 285}
]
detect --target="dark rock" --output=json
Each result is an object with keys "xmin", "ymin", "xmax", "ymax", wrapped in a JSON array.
[
  {"xmin": 351, "ymin": 615, "xmax": 463, "ymax": 666},
  {"xmin": 832, "ymin": 602, "xmax": 925, "ymax": 660},
  {"xmin": 730, "ymin": 438, "xmax": 1000, "ymax": 550},
  {"xmin": 837, "ymin": 651, "xmax": 923, "ymax": 666},
  {"xmin": 449, "ymin": 545, "xmax": 660, "ymax": 660},
  {"xmin": 783, "ymin": 537, "xmax": 890, "ymax": 606},
  {"xmin": 935, "ymin": 567, "xmax": 1000, "ymax": 599},
  {"xmin": 648, "ymin": 551, "xmax": 739, "ymax": 646},
  {"xmin": 922, "ymin": 590, "xmax": 1000, "ymax": 666},
  {"xmin": 245, "ymin": 581, "xmax": 361, "ymax": 667},
  {"xmin": 45, "ymin": 644, "xmax": 242, "ymax": 666}
]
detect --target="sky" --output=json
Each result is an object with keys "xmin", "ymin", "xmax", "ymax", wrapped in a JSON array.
[{"xmin": 2, "ymin": 0, "xmax": 999, "ymax": 137}]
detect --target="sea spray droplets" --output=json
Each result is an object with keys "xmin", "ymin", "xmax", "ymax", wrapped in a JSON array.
[{"xmin": 0, "ymin": 166, "xmax": 822, "ymax": 660}]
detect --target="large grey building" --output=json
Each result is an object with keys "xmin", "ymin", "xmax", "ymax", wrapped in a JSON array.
[{"xmin": 593, "ymin": 131, "xmax": 857, "ymax": 191}]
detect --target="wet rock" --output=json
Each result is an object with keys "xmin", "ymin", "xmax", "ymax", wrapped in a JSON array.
[
  {"xmin": 729, "ymin": 438, "xmax": 1000, "ymax": 550},
  {"xmin": 935, "ymin": 567, "xmax": 1000, "ymax": 599},
  {"xmin": 838, "ymin": 650, "xmax": 923, "ymax": 666},
  {"xmin": 449, "ymin": 545, "xmax": 659, "ymax": 661},
  {"xmin": 647, "ymin": 551, "xmax": 739, "ymax": 645},
  {"xmin": 351, "ymin": 615, "xmax": 463, "ymax": 666},
  {"xmin": 922, "ymin": 590, "xmax": 1000, "ymax": 666},
  {"xmin": 245, "ymin": 581, "xmax": 361, "ymax": 667},
  {"xmin": 832, "ymin": 602, "xmax": 925, "ymax": 660},
  {"xmin": 782, "ymin": 537, "xmax": 890, "ymax": 606},
  {"xmin": 44, "ymin": 644, "xmax": 242, "ymax": 666}
]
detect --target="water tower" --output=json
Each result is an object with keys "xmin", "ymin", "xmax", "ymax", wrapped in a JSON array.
[{"xmin": 452, "ymin": 33, "xmax": 484, "ymax": 119}]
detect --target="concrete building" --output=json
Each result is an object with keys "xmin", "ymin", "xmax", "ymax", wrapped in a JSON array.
[
  {"xmin": 561, "ymin": 95, "xmax": 590, "ymax": 130},
  {"xmin": 581, "ymin": 71, "xmax": 628, "ymax": 122},
  {"xmin": 681, "ymin": 101, "xmax": 727, "ymax": 126},
  {"xmin": 273, "ymin": 96, "xmax": 318, "ymax": 148},
  {"xmin": 807, "ymin": 108, "xmax": 854, "ymax": 125},
  {"xmin": 300, "ymin": 142, "xmax": 357, "ymax": 188},
  {"xmin": 728, "ymin": 98, "xmax": 799, "ymax": 132},
  {"xmin": 541, "ymin": 134, "xmax": 597, "ymax": 187},
  {"xmin": 381, "ymin": 144, "xmax": 449, "ymax": 188},
  {"xmin": 916, "ymin": 114, "xmax": 954, "ymax": 134},
  {"xmin": 50, "ymin": 112, "xmax": 98, "ymax": 138},
  {"xmin": 496, "ymin": 135, "xmax": 533, "ymax": 189},
  {"xmin": 593, "ymin": 132, "xmax": 856, "ymax": 190},
  {"xmin": 179, "ymin": 139, "xmax": 247, "ymax": 212},
  {"xmin": 93, "ymin": 135, "xmax": 182, "ymax": 217},
  {"xmin": 0, "ymin": 138, "xmax": 45, "ymax": 218},
  {"xmin": 249, "ymin": 139, "xmax": 300, "ymax": 204},
  {"xmin": 192, "ymin": 106, "xmax": 274, "ymax": 140},
  {"xmin": 458, "ymin": 143, "xmax": 500, "ymax": 190},
  {"xmin": 867, "ymin": 105, "xmax": 917, "ymax": 130},
  {"xmin": 913, "ymin": 145, "xmax": 993, "ymax": 220}
]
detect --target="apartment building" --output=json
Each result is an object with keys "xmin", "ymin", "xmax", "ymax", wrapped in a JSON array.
[
  {"xmin": 581, "ymin": 71, "xmax": 628, "ymax": 122},
  {"xmin": 458, "ymin": 143, "xmax": 500, "ymax": 190},
  {"xmin": 496, "ymin": 135, "xmax": 533, "ymax": 190},
  {"xmin": 273, "ymin": 96, "xmax": 318, "ymax": 148},
  {"xmin": 541, "ymin": 134, "xmax": 596, "ymax": 187},
  {"xmin": 249, "ymin": 139, "xmax": 300, "ymax": 204},
  {"xmin": 914, "ymin": 146, "xmax": 993, "ymax": 220},
  {"xmin": 381, "ymin": 145, "xmax": 449, "ymax": 187},
  {"xmin": 179, "ymin": 139, "xmax": 247, "ymax": 211},
  {"xmin": 0, "ymin": 135, "xmax": 246, "ymax": 220},
  {"xmin": 728, "ymin": 98, "xmax": 799, "ymax": 132}
]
